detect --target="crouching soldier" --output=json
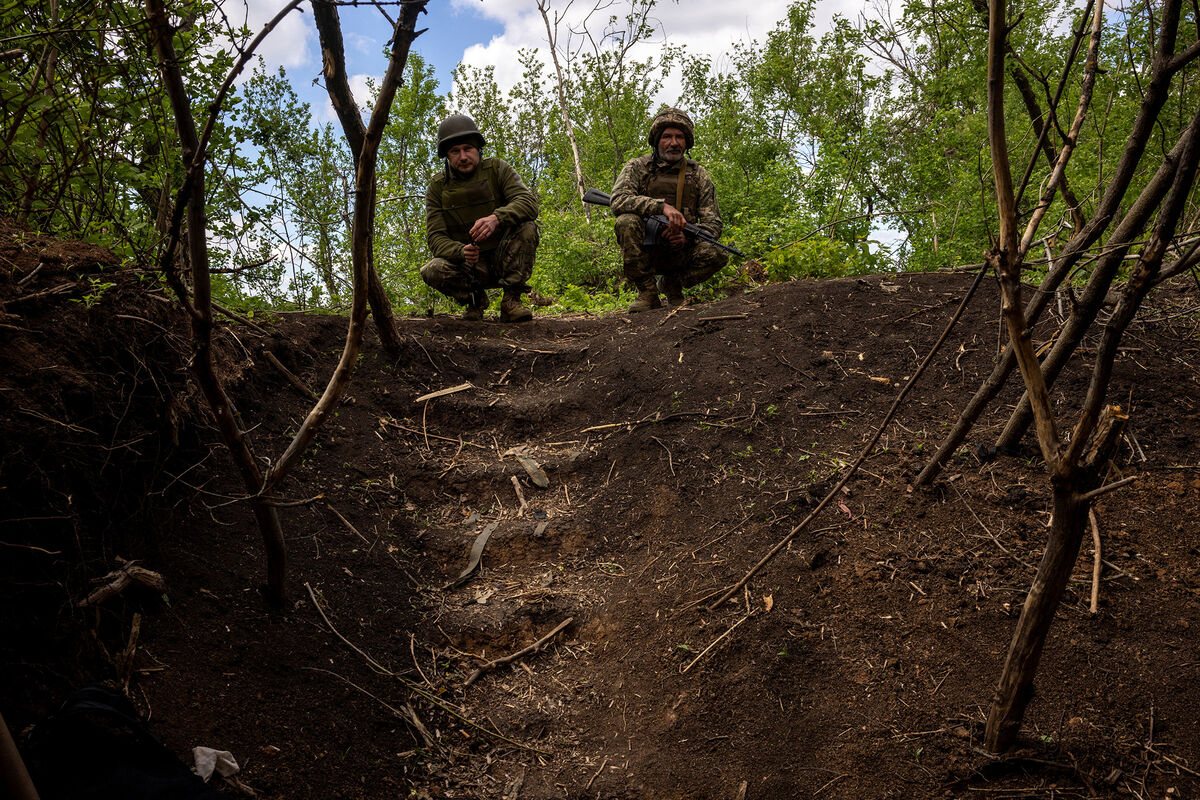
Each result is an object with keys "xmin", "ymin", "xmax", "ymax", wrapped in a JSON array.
[
  {"xmin": 610, "ymin": 107, "xmax": 729, "ymax": 312},
  {"xmin": 420, "ymin": 114, "xmax": 538, "ymax": 322}
]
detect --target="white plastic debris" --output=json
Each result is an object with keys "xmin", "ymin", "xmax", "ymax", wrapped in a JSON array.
[{"xmin": 192, "ymin": 747, "xmax": 239, "ymax": 782}]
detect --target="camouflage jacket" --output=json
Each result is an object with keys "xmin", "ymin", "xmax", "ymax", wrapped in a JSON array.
[
  {"xmin": 425, "ymin": 157, "xmax": 539, "ymax": 261},
  {"xmin": 610, "ymin": 154, "xmax": 722, "ymax": 239}
]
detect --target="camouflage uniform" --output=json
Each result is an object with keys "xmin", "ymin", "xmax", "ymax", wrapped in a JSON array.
[
  {"xmin": 420, "ymin": 114, "xmax": 539, "ymax": 321},
  {"xmin": 420, "ymin": 157, "xmax": 539, "ymax": 304},
  {"xmin": 610, "ymin": 108, "xmax": 728, "ymax": 307}
]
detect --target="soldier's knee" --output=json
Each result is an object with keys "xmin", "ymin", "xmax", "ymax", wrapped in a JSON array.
[
  {"xmin": 614, "ymin": 215, "xmax": 647, "ymax": 256},
  {"xmin": 614, "ymin": 214, "xmax": 642, "ymax": 238},
  {"xmin": 696, "ymin": 243, "xmax": 729, "ymax": 270},
  {"xmin": 681, "ymin": 245, "xmax": 728, "ymax": 287},
  {"xmin": 420, "ymin": 258, "xmax": 454, "ymax": 289},
  {"xmin": 514, "ymin": 220, "xmax": 540, "ymax": 249}
]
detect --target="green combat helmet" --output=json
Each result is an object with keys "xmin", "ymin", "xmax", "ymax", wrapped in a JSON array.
[
  {"xmin": 647, "ymin": 107, "xmax": 694, "ymax": 150},
  {"xmin": 437, "ymin": 114, "xmax": 487, "ymax": 159}
]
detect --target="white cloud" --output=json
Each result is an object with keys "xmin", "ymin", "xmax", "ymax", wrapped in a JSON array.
[
  {"xmin": 450, "ymin": 0, "xmax": 861, "ymax": 105},
  {"xmin": 310, "ymin": 73, "xmax": 380, "ymax": 125},
  {"xmin": 230, "ymin": 0, "xmax": 314, "ymax": 70},
  {"xmin": 349, "ymin": 73, "xmax": 380, "ymax": 107}
]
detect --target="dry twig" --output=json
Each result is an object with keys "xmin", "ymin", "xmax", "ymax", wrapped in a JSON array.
[
  {"xmin": 415, "ymin": 382, "xmax": 473, "ymax": 403},
  {"xmin": 379, "ymin": 417, "xmax": 487, "ymax": 448},
  {"xmin": 681, "ymin": 612, "xmax": 754, "ymax": 674},
  {"xmin": 1089, "ymin": 509, "xmax": 1102, "ymax": 614},
  {"xmin": 585, "ymin": 756, "xmax": 609, "ymax": 791},
  {"xmin": 511, "ymin": 475, "xmax": 528, "ymax": 517}
]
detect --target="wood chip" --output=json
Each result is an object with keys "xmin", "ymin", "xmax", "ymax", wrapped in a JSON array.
[
  {"xmin": 515, "ymin": 454, "xmax": 549, "ymax": 488},
  {"xmin": 443, "ymin": 522, "xmax": 498, "ymax": 590},
  {"xmin": 415, "ymin": 382, "xmax": 473, "ymax": 403}
]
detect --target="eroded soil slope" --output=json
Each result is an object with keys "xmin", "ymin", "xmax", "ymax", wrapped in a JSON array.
[{"xmin": 2, "ymin": 223, "xmax": 1199, "ymax": 799}]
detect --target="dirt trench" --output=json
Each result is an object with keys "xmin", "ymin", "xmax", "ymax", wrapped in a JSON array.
[{"xmin": 2, "ymin": 225, "xmax": 1200, "ymax": 799}]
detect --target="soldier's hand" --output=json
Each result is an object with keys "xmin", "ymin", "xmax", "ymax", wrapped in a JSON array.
[
  {"xmin": 661, "ymin": 203, "xmax": 687, "ymax": 244},
  {"xmin": 469, "ymin": 214, "xmax": 500, "ymax": 243},
  {"xmin": 463, "ymin": 242, "xmax": 480, "ymax": 265}
]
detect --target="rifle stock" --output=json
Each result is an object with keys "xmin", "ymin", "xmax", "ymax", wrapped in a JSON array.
[{"xmin": 582, "ymin": 188, "xmax": 611, "ymax": 206}]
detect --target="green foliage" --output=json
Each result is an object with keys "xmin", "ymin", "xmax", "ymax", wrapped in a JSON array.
[
  {"xmin": 6, "ymin": 0, "xmax": 1199, "ymax": 313},
  {"xmin": 375, "ymin": 53, "xmax": 445, "ymax": 313},
  {"xmin": 532, "ymin": 208, "xmax": 623, "ymax": 292}
]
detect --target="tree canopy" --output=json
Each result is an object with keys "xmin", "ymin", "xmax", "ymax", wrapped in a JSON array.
[{"xmin": 3, "ymin": 0, "xmax": 1199, "ymax": 312}]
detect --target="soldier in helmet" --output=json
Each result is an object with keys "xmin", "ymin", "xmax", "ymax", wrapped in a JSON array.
[
  {"xmin": 610, "ymin": 108, "xmax": 728, "ymax": 313},
  {"xmin": 420, "ymin": 114, "xmax": 539, "ymax": 322}
]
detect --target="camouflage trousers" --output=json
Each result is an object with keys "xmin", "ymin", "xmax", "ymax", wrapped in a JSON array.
[
  {"xmin": 420, "ymin": 221, "xmax": 539, "ymax": 304},
  {"xmin": 614, "ymin": 213, "xmax": 729, "ymax": 291}
]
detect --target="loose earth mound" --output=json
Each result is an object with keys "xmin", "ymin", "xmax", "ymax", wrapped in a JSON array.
[{"xmin": 2, "ymin": 223, "xmax": 1199, "ymax": 798}]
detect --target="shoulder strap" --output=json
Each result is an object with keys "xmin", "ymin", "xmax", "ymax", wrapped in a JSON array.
[{"xmin": 674, "ymin": 161, "xmax": 686, "ymax": 210}]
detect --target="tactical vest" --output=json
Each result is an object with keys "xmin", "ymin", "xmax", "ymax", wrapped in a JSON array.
[
  {"xmin": 643, "ymin": 157, "xmax": 701, "ymax": 224},
  {"xmin": 439, "ymin": 159, "xmax": 504, "ymax": 251}
]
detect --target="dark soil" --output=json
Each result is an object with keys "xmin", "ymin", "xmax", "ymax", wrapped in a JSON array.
[{"xmin": 3, "ymin": 219, "xmax": 1200, "ymax": 799}]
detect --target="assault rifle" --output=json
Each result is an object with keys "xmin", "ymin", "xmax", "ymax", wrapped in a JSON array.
[{"xmin": 582, "ymin": 188, "xmax": 745, "ymax": 258}]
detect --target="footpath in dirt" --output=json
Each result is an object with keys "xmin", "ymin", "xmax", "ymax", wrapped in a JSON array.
[{"xmin": 2, "ymin": 224, "xmax": 1200, "ymax": 799}]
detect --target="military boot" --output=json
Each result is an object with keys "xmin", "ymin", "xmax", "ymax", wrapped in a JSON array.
[
  {"xmin": 657, "ymin": 274, "xmax": 686, "ymax": 306},
  {"xmin": 462, "ymin": 296, "xmax": 486, "ymax": 321},
  {"xmin": 627, "ymin": 281, "xmax": 662, "ymax": 313},
  {"xmin": 500, "ymin": 290, "xmax": 533, "ymax": 323}
]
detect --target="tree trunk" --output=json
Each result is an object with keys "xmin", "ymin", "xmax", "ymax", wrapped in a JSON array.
[
  {"xmin": 265, "ymin": 1, "xmax": 427, "ymax": 492},
  {"xmin": 146, "ymin": 0, "xmax": 287, "ymax": 605},
  {"xmin": 538, "ymin": 0, "xmax": 591, "ymax": 218},
  {"xmin": 311, "ymin": 0, "xmax": 403, "ymax": 356},
  {"xmin": 984, "ymin": 479, "xmax": 1087, "ymax": 750},
  {"xmin": 917, "ymin": 41, "xmax": 1195, "ymax": 484},
  {"xmin": 994, "ymin": 103, "xmax": 1200, "ymax": 452}
]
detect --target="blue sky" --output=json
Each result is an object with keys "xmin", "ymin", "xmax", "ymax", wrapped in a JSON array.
[{"xmin": 245, "ymin": 1, "xmax": 505, "ymax": 120}]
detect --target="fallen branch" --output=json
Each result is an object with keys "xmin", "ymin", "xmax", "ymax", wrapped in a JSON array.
[
  {"xmin": 511, "ymin": 476, "xmax": 528, "ymax": 517},
  {"xmin": 262, "ymin": 350, "xmax": 316, "ymax": 400},
  {"xmin": 697, "ymin": 313, "xmax": 748, "ymax": 323},
  {"xmin": 304, "ymin": 582, "xmax": 546, "ymax": 750},
  {"xmin": 651, "ymin": 435, "xmax": 675, "ymax": 476},
  {"xmin": 585, "ymin": 756, "xmax": 609, "ymax": 791},
  {"xmin": 213, "ymin": 301, "xmax": 272, "ymax": 336},
  {"xmin": 379, "ymin": 417, "xmax": 487, "ymax": 448},
  {"xmin": 326, "ymin": 503, "xmax": 370, "ymax": 545},
  {"xmin": 80, "ymin": 560, "xmax": 167, "ymax": 606},
  {"xmin": 8, "ymin": 282, "xmax": 76, "ymax": 305},
  {"xmin": 463, "ymin": 617, "xmax": 573, "ymax": 688},
  {"xmin": 306, "ymin": 581, "xmax": 392, "ymax": 675},
  {"xmin": 580, "ymin": 409, "xmax": 713, "ymax": 434},
  {"xmin": 656, "ymin": 305, "xmax": 687, "ymax": 326}
]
